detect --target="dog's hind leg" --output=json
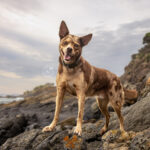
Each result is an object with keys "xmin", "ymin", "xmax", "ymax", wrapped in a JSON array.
[
  {"xmin": 42, "ymin": 86, "xmax": 65, "ymax": 132},
  {"xmin": 96, "ymin": 96, "xmax": 110, "ymax": 135},
  {"xmin": 110, "ymin": 99, "xmax": 125, "ymax": 133},
  {"xmin": 109, "ymin": 85, "xmax": 126, "ymax": 136}
]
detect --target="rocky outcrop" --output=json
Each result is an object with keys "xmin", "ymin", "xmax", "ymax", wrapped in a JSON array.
[
  {"xmin": 109, "ymin": 95, "xmax": 150, "ymax": 132},
  {"xmin": 0, "ymin": 114, "xmax": 27, "ymax": 145},
  {"xmin": 0, "ymin": 92, "xmax": 150, "ymax": 149},
  {"xmin": 23, "ymin": 83, "xmax": 56, "ymax": 103},
  {"xmin": 121, "ymin": 44, "xmax": 150, "ymax": 99}
]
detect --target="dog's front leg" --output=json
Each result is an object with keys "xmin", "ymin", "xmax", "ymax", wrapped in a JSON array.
[
  {"xmin": 42, "ymin": 86, "xmax": 65, "ymax": 132},
  {"xmin": 74, "ymin": 92, "xmax": 85, "ymax": 136}
]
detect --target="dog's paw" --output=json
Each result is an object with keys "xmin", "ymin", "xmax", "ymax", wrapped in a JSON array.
[
  {"xmin": 121, "ymin": 131, "xmax": 129, "ymax": 139},
  {"xmin": 42, "ymin": 124, "xmax": 55, "ymax": 132},
  {"xmin": 74, "ymin": 126, "xmax": 82, "ymax": 136},
  {"xmin": 100, "ymin": 126, "xmax": 107, "ymax": 135}
]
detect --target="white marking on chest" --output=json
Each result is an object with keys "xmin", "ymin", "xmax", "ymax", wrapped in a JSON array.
[{"xmin": 67, "ymin": 80, "xmax": 74, "ymax": 88}]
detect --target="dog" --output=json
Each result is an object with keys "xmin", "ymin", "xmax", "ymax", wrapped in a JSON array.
[{"xmin": 42, "ymin": 21, "xmax": 127, "ymax": 136}]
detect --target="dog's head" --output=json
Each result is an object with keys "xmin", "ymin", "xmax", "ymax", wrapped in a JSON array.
[{"xmin": 59, "ymin": 21, "xmax": 92, "ymax": 65}]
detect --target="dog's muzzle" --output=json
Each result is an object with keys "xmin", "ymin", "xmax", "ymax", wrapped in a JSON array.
[{"xmin": 64, "ymin": 47, "xmax": 72, "ymax": 61}]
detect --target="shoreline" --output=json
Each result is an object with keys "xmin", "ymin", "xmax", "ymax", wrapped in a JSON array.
[{"xmin": 0, "ymin": 97, "xmax": 24, "ymax": 104}]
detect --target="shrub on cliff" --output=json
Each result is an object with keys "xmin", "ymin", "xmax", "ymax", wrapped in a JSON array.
[{"xmin": 143, "ymin": 32, "xmax": 150, "ymax": 45}]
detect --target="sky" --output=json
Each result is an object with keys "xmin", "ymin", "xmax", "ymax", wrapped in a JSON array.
[{"xmin": 0, "ymin": 0, "xmax": 150, "ymax": 95}]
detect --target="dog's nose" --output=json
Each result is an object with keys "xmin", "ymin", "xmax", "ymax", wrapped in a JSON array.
[{"xmin": 67, "ymin": 47, "xmax": 72, "ymax": 53}]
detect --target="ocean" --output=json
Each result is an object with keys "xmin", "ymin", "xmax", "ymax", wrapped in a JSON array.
[{"xmin": 0, "ymin": 97, "xmax": 24, "ymax": 104}]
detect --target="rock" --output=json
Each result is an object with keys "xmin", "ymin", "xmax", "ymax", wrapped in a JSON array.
[
  {"xmin": 1, "ymin": 129, "xmax": 40, "ymax": 150},
  {"xmin": 124, "ymin": 89, "xmax": 138, "ymax": 105},
  {"xmin": 1, "ymin": 129, "xmax": 87, "ymax": 150},
  {"xmin": 102, "ymin": 129, "xmax": 135, "ymax": 150},
  {"xmin": 57, "ymin": 117, "xmax": 76, "ymax": 130},
  {"xmin": 130, "ymin": 128, "xmax": 150, "ymax": 150},
  {"xmin": 109, "ymin": 95, "xmax": 150, "ymax": 132},
  {"xmin": 120, "ymin": 44, "xmax": 150, "ymax": 98},
  {"xmin": 84, "ymin": 98, "xmax": 102, "ymax": 121},
  {"xmin": 0, "ymin": 114, "xmax": 27, "ymax": 145},
  {"xmin": 35, "ymin": 130, "xmax": 68, "ymax": 150},
  {"xmin": 82, "ymin": 121, "xmax": 103, "ymax": 141},
  {"xmin": 139, "ymin": 83, "xmax": 150, "ymax": 99},
  {"xmin": 102, "ymin": 128, "xmax": 150, "ymax": 150},
  {"xmin": 63, "ymin": 134, "xmax": 87, "ymax": 150}
]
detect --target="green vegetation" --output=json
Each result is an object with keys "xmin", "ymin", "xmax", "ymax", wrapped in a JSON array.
[
  {"xmin": 145, "ymin": 32, "xmax": 150, "ymax": 37},
  {"xmin": 146, "ymin": 53, "xmax": 150, "ymax": 62},
  {"xmin": 143, "ymin": 32, "xmax": 150, "ymax": 44}
]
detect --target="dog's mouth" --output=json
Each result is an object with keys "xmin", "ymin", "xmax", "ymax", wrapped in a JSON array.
[
  {"xmin": 64, "ymin": 54, "xmax": 72, "ymax": 61},
  {"xmin": 61, "ymin": 50, "xmax": 73, "ymax": 61}
]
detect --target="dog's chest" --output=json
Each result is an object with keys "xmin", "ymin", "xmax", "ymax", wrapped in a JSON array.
[
  {"xmin": 66, "ymin": 80, "xmax": 77, "ymax": 95},
  {"xmin": 64, "ymin": 72, "xmax": 84, "ymax": 95}
]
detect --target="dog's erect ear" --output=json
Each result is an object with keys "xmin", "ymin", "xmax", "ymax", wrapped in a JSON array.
[
  {"xmin": 80, "ymin": 34, "xmax": 92, "ymax": 46},
  {"xmin": 59, "ymin": 21, "xmax": 69, "ymax": 39}
]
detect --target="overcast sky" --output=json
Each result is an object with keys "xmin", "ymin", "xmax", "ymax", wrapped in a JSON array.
[{"xmin": 0, "ymin": 0, "xmax": 150, "ymax": 95}]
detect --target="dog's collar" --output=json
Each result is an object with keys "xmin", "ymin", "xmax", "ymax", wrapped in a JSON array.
[{"xmin": 61, "ymin": 57, "xmax": 81, "ymax": 69}]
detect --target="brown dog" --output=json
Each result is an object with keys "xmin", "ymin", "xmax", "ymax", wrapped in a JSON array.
[{"xmin": 42, "ymin": 21, "xmax": 126, "ymax": 136}]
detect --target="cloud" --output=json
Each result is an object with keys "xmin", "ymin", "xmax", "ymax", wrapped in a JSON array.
[
  {"xmin": 0, "ymin": 24, "xmax": 59, "ymax": 78},
  {"xmin": 83, "ymin": 18, "xmax": 150, "ymax": 75},
  {"xmin": 0, "ymin": 0, "xmax": 43, "ymax": 13},
  {"xmin": 0, "ymin": 26, "xmax": 57, "ymax": 61},
  {"xmin": 0, "ymin": 70, "xmax": 22, "ymax": 79},
  {"xmin": 0, "ymin": 46, "xmax": 58, "ymax": 78},
  {"xmin": 0, "ymin": 75, "xmax": 55, "ymax": 95}
]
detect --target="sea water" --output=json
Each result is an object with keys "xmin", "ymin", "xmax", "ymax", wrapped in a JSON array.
[{"xmin": 0, "ymin": 97, "xmax": 24, "ymax": 104}]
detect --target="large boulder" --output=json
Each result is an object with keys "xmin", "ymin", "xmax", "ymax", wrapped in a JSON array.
[
  {"xmin": 102, "ymin": 128, "xmax": 150, "ymax": 150},
  {"xmin": 0, "ymin": 114, "xmax": 27, "ymax": 145},
  {"xmin": 109, "ymin": 95, "xmax": 150, "ymax": 132}
]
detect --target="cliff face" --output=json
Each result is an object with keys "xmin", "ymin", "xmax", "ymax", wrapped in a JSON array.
[
  {"xmin": 23, "ymin": 83, "xmax": 56, "ymax": 102},
  {"xmin": 121, "ymin": 44, "xmax": 150, "ymax": 98}
]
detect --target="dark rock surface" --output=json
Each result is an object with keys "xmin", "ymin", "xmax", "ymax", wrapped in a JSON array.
[
  {"xmin": 0, "ymin": 93, "xmax": 150, "ymax": 150},
  {"xmin": 0, "ymin": 97, "xmax": 101, "ymax": 150},
  {"xmin": 109, "ymin": 95, "xmax": 150, "ymax": 132},
  {"xmin": 0, "ymin": 114, "xmax": 27, "ymax": 145}
]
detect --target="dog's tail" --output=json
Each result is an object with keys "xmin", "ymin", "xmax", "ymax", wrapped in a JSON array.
[{"xmin": 123, "ymin": 88, "xmax": 138, "ymax": 104}]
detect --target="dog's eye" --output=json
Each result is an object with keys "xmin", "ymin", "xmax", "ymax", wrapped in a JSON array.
[
  {"xmin": 74, "ymin": 44, "xmax": 79, "ymax": 48},
  {"xmin": 63, "ymin": 41, "xmax": 68, "ymax": 46}
]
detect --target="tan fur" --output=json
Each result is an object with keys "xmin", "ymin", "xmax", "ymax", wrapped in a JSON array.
[
  {"xmin": 42, "ymin": 21, "xmax": 126, "ymax": 136},
  {"xmin": 146, "ymin": 77, "xmax": 150, "ymax": 85}
]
